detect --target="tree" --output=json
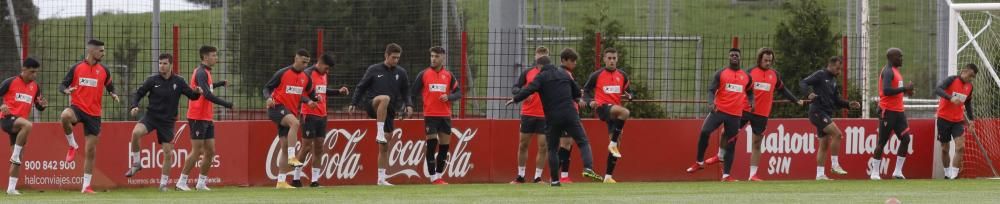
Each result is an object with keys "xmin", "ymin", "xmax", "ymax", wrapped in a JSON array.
[
  {"xmin": 575, "ymin": 1, "xmax": 665, "ymax": 118},
  {"xmin": 0, "ymin": 0, "xmax": 38, "ymax": 76},
  {"xmin": 771, "ymin": 0, "xmax": 839, "ymax": 118}
]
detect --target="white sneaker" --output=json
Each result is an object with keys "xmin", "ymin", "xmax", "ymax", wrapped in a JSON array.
[
  {"xmin": 831, "ymin": 166, "xmax": 848, "ymax": 175},
  {"xmin": 377, "ymin": 180, "xmax": 394, "ymax": 186},
  {"xmin": 196, "ymin": 184, "xmax": 211, "ymax": 191},
  {"xmin": 175, "ymin": 183, "xmax": 191, "ymax": 191},
  {"xmin": 870, "ymin": 174, "xmax": 881, "ymax": 180},
  {"xmin": 892, "ymin": 173, "xmax": 906, "ymax": 180},
  {"xmin": 815, "ymin": 175, "xmax": 832, "ymax": 180},
  {"xmin": 6, "ymin": 189, "xmax": 20, "ymax": 196}
]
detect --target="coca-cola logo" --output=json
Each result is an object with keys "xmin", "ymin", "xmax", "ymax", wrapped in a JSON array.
[
  {"xmin": 265, "ymin": 129, "xmax": 364, "ymax": 179},
  {"xmin": 386, "ymin": 128, "xmax": 477, "ymax": 179}
]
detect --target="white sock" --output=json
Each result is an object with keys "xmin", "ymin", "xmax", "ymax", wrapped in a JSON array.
[
  {"xmin": 560, "ymin": 172, "xmax": 569, "ymax": 178},
  {"xmin": 894, "ymin": 156, "xmax": 906, "ymax": 175},
  {"xmin": 517, "ymin": 166, "xmax": 526, "ymax": 177},
  {"xmin": 604, "ymin": 174, "xmax": 613, "ymax": 180},
  {"xmin": 944, "ymin": 167, "xmax": 952, "ymax": 178},
  {"xmin": 178, "ymin": 174, "xmax": 189, "ymax": 186},
  {"xmin": 287, "ymin": 147, "xmax": 296, "ymax": 160},
  {"xmin": 82, "ymin": 173, "xmax": 92, "ymax": 188},
  {"xmin": 376, "ymin": 122, "xmax": 385, "ymax": 136},
  {"xmin": 610, "ymin": 141, "xmax": 618, "ymax": 146},
  {"xmin": 722, "ymin": 174, "xmax": 730, "ymax": 178},
  {"xmin": 831, "ymin": 156, "xmax": 840, "ymax": 168},
  {"xmin": 378, "ymin": 168, "xmax": 387, "ymax": 181},
  {"xmin": 816, "ymin": 166, "xmax": 825, "ymax": 177},
  {"xmin": 159, "ymin": 175, "xmax": 169, "ymax": 187},
  {"xmin": 277, "ymin": 173, "xmax": 286, "ymax": 182},
  {"xmin": 311, "ymin": 168, "xmax": 321, "ymax": 182},
  {"xmin": 66, "ymin": 133, "xmax": 78, "ymax": 149},
  {"xmin": 869, "ymin": 158, "xmax": 881, "ymax": 174},
  {"xmin": 533, "ymin": 168, "xmax": 543, "ymax": 179},
  {"xmin": 7, "ymin": 177, "xmax": 17, "ymax": 191},
  {"xmin": 197, "ymin": 175, "xmax": 207, "ymax": 186},
  {"xmin": 130, "ymin": 151, "xmax": 140, "ymax": 164},
  {"xmin": 697, "ymin": 161, "xmax": 704, "ymax": 165},
  {"xmin": 749, "ymin": 165, "xmax": 758, "ymax": 177},
  {"xmin": 717, "ymin": 148, "xmax": 726, "ymax": 161},
  {"xmin": 11, "ymin": 145, "xmax": 22, "ymax": 159},
  {"xmin": 293, "ymin": 167, "xmax": 302, "ymax": 180}
]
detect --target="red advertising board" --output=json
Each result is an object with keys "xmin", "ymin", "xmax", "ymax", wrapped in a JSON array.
[{"xmin": 0, "ymin": 118, "xmax": 942, "ymax": 189}]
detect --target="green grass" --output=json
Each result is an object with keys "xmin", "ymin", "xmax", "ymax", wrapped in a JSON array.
[{"xmin": 4, "ymin": 180, "xmax": 999, "ymax": 203}]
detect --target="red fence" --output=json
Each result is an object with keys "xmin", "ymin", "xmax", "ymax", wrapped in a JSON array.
[{"xmin": 0, "ymin": 118, "xmax": 967, "ymax": 189}]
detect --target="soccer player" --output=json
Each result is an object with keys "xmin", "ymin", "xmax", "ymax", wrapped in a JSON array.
[
  {"xmin": 265, "ymin": 49, "xmax": 319, "ymax": 189},
  {"xmin": 935, "ymin": 63, "xmax": 978, "ymax": 179},
  {"xmin": 686, "ymin": 48, "xmax": 753, "ymax": 182},
  {"xmin": 869, "ymin": 48, "xmax": 915, "ymax": 180},
  {"xmin": 349, "ymin": 43, "xmax": 414, "ymax": 186},
  {"xmin": 2, "ymin": 58, "xmax": 48, "ymax": 195},
  {"xmin": 124, "ymin": 54, "xmax": 203, "ymax": 192},
  {"xmin": 506, "ymin": 55, "xmax": 602, "ymax": 187},
  {"xmin": 510, "ymin": 46, "xmax": 550, "ymax": 184},
  {"xmin": 291, "ymin": 53, "xmax": 349, "ymax": 188},
  {"xmin": 800, "ymin": 56, "xmax": 860, "ymax": 180},
  {"xmin": 411, "ymin": 46, "xmax": 462, "ymax": 185},
  {"xmin": 176, "ymin": 45, "xmax": 234, "ymax": 191},
  {"xmin": 739, "ymin": 48, "xmax": 803, "ymax": 181},
  {"xmin": 59, "ymin": 39, "xmax": 121, "ymax": 193},
  {"xmin": 583, "ymin": 48, "xmax": 633, "ymax": 183},
  {"xmin": 557, "ymin": 48, "xmax": 580, "ymax": 184}
]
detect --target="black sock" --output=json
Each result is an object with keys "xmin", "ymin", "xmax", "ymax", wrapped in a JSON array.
[
  {"xmin": 426, "ymin": 139, "xmax": 439, "ymax": 175},
  {"xmin": 436, "ymin": 144, "xmax": 450, "ymax": 174},
  {"xmin": 559, "ymin": 147, "xmax": 571, "ymax": 173},
  {"xmin": 609, "ymin": 120, "xmax": 621, "ymax": 143},
  {"xmin": 723, "ymin": 139, "xmax": 736, "ymax": 175},
  {"xmin": 606, "ymin": 154, "xmax": 618, "ymax": 176}
]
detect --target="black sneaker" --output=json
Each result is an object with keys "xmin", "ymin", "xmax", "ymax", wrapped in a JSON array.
[
  {"xmin": 124, "ymin": 164, "xmax": 142, "ymax": 177},
  {"xmin": 309, "ymin": 182, "xmax": 321, "ymax": 187},
  {"xmin": 509, "ymin": 176, "xmax": 526, "ymax": 184},
  {"xmin": 291, "ymin": 180, "xmax": 303, "ymax": 188},
  {"xmin": 533, "ymin": 177, "xmax": 543, "ymax": 184}
]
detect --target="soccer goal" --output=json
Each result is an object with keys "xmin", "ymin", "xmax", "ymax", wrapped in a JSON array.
[{"xmin": 947, "ymin": 1, "xmax": 1000, "ymax": 178}]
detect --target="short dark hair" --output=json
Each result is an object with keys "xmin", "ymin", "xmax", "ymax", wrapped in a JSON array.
[
  {"xmin": 965, "ymin": 63, "xmax": 979, "ymax": 74},
  {"xmin": 828, "ymin": 56, "xmax": 843, "ymax": 64},
  {"xmin": 199, "ymin": 45, "xmax": 217, "ymax": 60},
  {"xmin": 729, "ymin": 48, "xmax": 741, "ymax": 53},
  {"xmin": 429, "ymin": 46, "xmax": 446, "ymax": 54},
  {"xmin": 560, "ymin": 48, "xmax": 578, "ymax": 61},
  {"xmin": 319, "ymin": 53, "xmax": 336, "ymax": 66},
  {"xmin": 22, "ymin": 57, "xmax": 40, "ymax": 68},
  {"xmin": 385, "ymin": 43, "xmax": 402, "ymax": 54},
  {"xmin": 158, "ymin": 53, "xmax": 173, "ymax": 62},
  {"xmin": 296, "ymin": 48, "xmax": 311, "ymax": 58},
  {"xmin": 86, "ymin": 39, "xmax": 104, "ymax": 47},
  {"xmin": 756, "ymin": 47, "xmax": 774, "ymax": 65},
  {"xmin": 603, "ymin": 47, "xmax": 618, "ymax": 55}
]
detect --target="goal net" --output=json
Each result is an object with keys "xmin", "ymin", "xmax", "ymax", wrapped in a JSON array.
[{"xmin": 948, "ymin": 1, "xmax": 1000, "ymax": 178}]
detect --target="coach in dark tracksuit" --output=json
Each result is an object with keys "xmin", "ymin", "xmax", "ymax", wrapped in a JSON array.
[{"xmin": 506, "ymin": 56, "xmax": 601, "ymax": 186}]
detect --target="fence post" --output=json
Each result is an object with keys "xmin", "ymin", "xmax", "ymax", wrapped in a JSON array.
[
  {"xmin": 595, "ymin": 32, "xmax": 602, "ymax": 70},
  {"xmin": 20, "ymin": 23, "xmax": 28, "ymax": 62},
  {"xmin": 460, "ymin": 31, "xmax": 468, "ymax": 118},
  {"xmin": 172, "ymin": 25, "xmax": 179, "ymax": 74},
  {"xmin": 841, "ymin": 36, "xmax": 849, "ymax": 117},
  {"xmin": 316, "ymin": 28, "xmax": 324, "ymax": 56}
]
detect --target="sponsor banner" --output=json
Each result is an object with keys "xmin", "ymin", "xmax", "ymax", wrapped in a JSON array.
[
  {"xmin": 0, "ymin": 121, "xmax": 249, "ymax": 190},
  {"xmin": 729, "ymin": 119, "xmax": 935, "ymax": 180},
  {"xmin": 0, "ymin": 118, "xmax": 940, "ymax": 189}
]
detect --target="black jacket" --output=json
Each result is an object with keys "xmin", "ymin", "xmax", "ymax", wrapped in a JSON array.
[
  {"xmin": 800, "ymin": 69, "xmax": 850, "ymax": 114},
  {"xmin": 512, "ymin": 57, "xmax": 582, "ymax": 121},
  {"xmin": 130, "ymin": 74, "xmax": 201, "ymax": 122},
  {"xmin": 351, "ymin": 63, "xmax": 412, "ymax": 108}
]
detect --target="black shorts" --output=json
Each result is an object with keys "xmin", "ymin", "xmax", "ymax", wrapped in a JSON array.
[
  {"xmin": 519, "ymin": 115, "xmax": 547, "ymax": 134},
  {"xmin": 424, "ymin": 117, "xmax": 452, "ymax": 134},
  {"xmin": 879, "ymin": 109, "xmax": 910, "ymax": 137},
  {"xmin": 808, "ymin": 110, "xmax": 833, "ymax": 138},
  {"xmin": 740, "ymin": 112, "xmax": 769, "ymax": 135},
  {"xmin": 363, "ymin": 99, "xmax": 396, "ymax": 132},
  {"xmin": 302, "ymin": 115, "xmax": 327, "ymax": 139},
  {"xmin": 595, "ymin": 104, "xmax": 613, "ymax": 121},
  {"xmin": 188, "ymin": 119, "xmax": 215, "ymax": 140},
  {"xmin": 2, "ymin": 116, "xmax": 17, "ymax": 144},
  {"xmin": 140, "ymin": 117, "xmax": 175, "ymax": 144},
  {"xmin": 268, "ymin": 105, "xmax": 294, "ymax": 137},
  {"xmin": 937, "ymin": 118, "xmax": 965, "ymax": 143},
  {"xmin": 71, "ymin": 106, "xmax": 102, "ymax": 136}
]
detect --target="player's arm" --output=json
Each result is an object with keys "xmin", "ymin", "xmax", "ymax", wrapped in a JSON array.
[
  {"xmin": 58, "ymin": 66, "xmax": 76, "ymax": 94},
  {"xmin": 799, "ymin": 71, "xmax": 820, "ymax": 99},
  {"xmin": 299, "ymin": 73, "xmax": 320, "ymax": 104},
  {"xmin": 706, "ymin": 70, "xmax": 722, "ymax": 108},
  {"xmin": 213, "ymin": 80, "xmax": 227, "ymax": 88},
  {"xmin": 103, "ymin": 67, "xmax": 117, "ymax": 95},
  {"xmin": 881, "ymin": 68, "xmax": 908, "ymax": 96},
  {"xmin": 262, "ymin": 68, "xmax": 284, "ymax": 100},
  {"xmin": 833, "ymin": 84, "xmax": 851, "ymax": 108},
  {"xmin": 196, "ymin": 68, "xmax": 233, "ymax": 108},
  {"xmin": 410, "ymin": 70, "xmax": 425, "ymax": 103},
  {"xmin": 570, "ymin": 73, "xmax": 583, "ymax": 101},
  {"xmin": 400, "ymin": 69, "xmax": 413, "ymax": 108},
  {"xmin": 0, "ymin": 77, "xmax": 11, "ymax": 108},
  {"xmin": 176, "ymin": 77, "xmax": 202, "ymax": 100},
  {"xmin": 511, "ymin": 68, "xmax": 530, "ymax": 95},
  {"xmin": 350, "ymin": 67, "xmax": 375, "ymax": 106},
  {"xmin": 965, "ymin": 87, "xmax": 975, "ymax": 121},
  {"xmin": 744, "ymin": 71, "xmax": 755, "ymax": 109},
  {"xmin": 775, "ymin": 71, "xmax": 799, "ymax": 102},
  {"xmin": 512, "ymin": 72, "xmax": 545, "ymax": 103},
  {"xmin": 33, "ymin": 86, "xmax": 45, "ymax": 111},
  {"xmin": 934, "ymin": 76, "xmax": 956, "ymax": 99},
  {"xmin": 582, "ymin": 71, "xmax": 599, "ymax": 103},
  {"xmin": 446, "ymin": 73, "xmax": 463, "ymax": 101},
  {"xmin": 129, "ymin": 76, "xmax": 154, "ymax": 110},
  {"xmin": 621, "ymin": 70, "xmax": 634, "ymax": 100}
]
